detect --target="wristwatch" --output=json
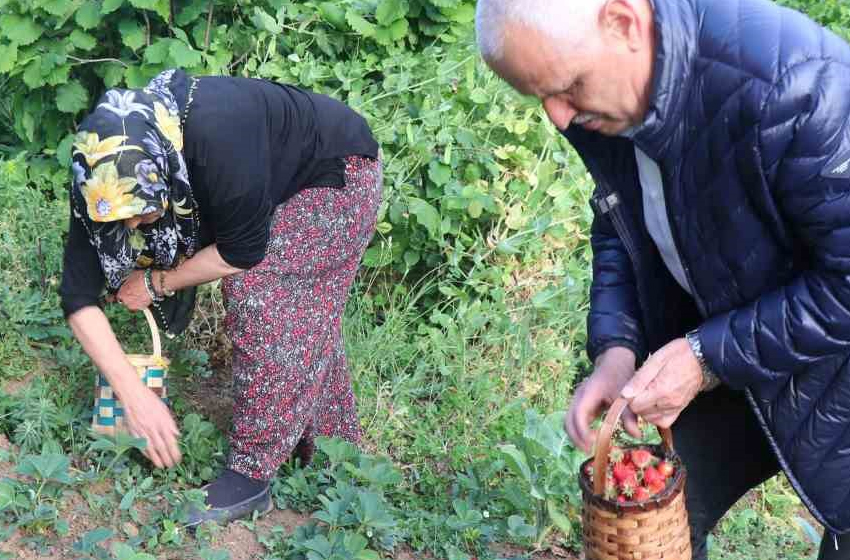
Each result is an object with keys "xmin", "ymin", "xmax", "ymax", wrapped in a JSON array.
[{"xmin": 685, "ymin": 329, "xmax": 721, "ymax": 391}]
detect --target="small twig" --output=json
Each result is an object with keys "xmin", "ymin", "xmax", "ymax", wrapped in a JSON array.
[
  {"xmin": 37, "ymin": 237, "xmax": 46, "ymax": 294},
  {"xmin": 143, "ymin": 11, "xmax": 151, "ymax": 47},
  {"xmin": 204, "ymin": 1, "xmax": 215, "ymax": 51},
  {"xmin": 67, "ymin": 56, "xmax": 129, "ymax": 68},
  {"xmin": 169, "ymin": 0, "xmax": 176, "ymax": 28},
  {"xmin": 228, "ymin": 51, "xmax": 249, "ymax": 73}
]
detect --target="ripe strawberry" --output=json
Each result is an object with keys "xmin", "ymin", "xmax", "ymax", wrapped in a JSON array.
[
  {"xmin": 584, "ymin": 463, "xmax": 594, "ymax": 477},
  {"xmin": 617, "ymin": 494, "xmax": 628, "ymax": 504},
  {"xmin": 657, "ymin": 460, "xmax": 675, "ymax": 479},
  {"xmin": 618, "ymin": 472, "xmax": 638, "ymax": 498},
  {"xmin": 643, "ymin": 465, "xmax": 664, "ymax": 487},
  {"xmin": 648, "ymin": 479, "xmax": 667, "ymax": 496},
  {"xmin": 612, "ymin": 461, "xmax": 637, "ymax": 483},
  {"xmin": 630, "ymin": 448, "xmax": 654, "ymax": 469},
  {"xmin": 633, "ymin": 486, "xmax": 652, "ymax": 502}
]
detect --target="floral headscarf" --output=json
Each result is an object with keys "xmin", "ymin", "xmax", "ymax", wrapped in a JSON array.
[{"xmin": 70, "ymin": 69, "xmax": 198, "ymax": 335}]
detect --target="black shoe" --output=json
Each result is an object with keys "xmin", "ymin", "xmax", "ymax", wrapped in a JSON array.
[{"xmin": 184, "ymin": 484, "xmax": 273, "ymax": 529}]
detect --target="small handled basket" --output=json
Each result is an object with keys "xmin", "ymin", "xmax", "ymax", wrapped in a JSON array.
[
  {"xmin": 579, "ymin": 397, "xmax": 691, "ymax": 560},
  {"xmin": 92, "ymin": 308, "xmax": 170, "ymax": 436}
]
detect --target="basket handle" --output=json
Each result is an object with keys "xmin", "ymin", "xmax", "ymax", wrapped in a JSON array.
[
  {"xmin": 591, "ymin": 396, "xmax": 675, "ymax": 496},
  {"xmin": 141, "ymin": 307, "xmax": 162, "ymax": 358}
]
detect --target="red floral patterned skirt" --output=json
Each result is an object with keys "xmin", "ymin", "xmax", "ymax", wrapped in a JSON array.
[{"xmin": 221, "ymin": 156, "xmax": 382, "ymax": 480}]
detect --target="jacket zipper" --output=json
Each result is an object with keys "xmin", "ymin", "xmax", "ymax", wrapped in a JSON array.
[{"xmin": 593, "ymin": 188, "xmax": 641, "ymax": 268}]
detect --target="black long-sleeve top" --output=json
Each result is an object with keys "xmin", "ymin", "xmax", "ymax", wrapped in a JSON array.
[{"xmin": 59, "ymin": 75, "xmax": 379, "ymax": 318}]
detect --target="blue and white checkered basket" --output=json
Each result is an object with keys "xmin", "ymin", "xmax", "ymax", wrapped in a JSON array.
[{"xmin": 92, "ymin": 308, "xmax": 170, "ymax": 436}]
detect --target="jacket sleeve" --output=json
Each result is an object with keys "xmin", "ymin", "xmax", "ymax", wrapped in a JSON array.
[
  {"xmin": 699, "ymin": 59, "xmax": 850, "ymax": 396},
  {"xmin": 586, "ymin": 190, "xmax": 647, "ymax": 363}
]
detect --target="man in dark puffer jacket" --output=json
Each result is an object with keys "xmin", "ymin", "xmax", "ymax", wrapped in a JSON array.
[{"xmin": 476, "ymin": 0, "xmax": 850, "ymax": 558}]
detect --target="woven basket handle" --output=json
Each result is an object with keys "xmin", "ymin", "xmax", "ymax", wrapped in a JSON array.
[
  {"xmin": 141, "ymin": 307, "xmax": 161, "ymax": 358},
  {"xmin": 591, "ymin": 397, "xmax": 674, "ymax": 495}
]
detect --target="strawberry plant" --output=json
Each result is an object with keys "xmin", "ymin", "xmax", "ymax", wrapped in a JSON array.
[{"xmin": 497, "ymin": 410, "xmax": 584, "ymax": 548}]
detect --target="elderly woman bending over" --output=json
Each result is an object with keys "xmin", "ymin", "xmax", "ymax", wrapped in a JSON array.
[{"xmin": 60, "ymin": 69, "xmax": 381, "ymax": 526}]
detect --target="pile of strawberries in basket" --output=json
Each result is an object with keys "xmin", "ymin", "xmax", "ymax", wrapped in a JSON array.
[{"xmin": 584, "ymin": 446, "xmax": 677, "ymax": 504}]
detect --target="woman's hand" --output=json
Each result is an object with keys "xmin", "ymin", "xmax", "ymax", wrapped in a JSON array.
[
  {"xmin": 122, "ymin": 387, "xmax": 182, "ymax": 468},
  {"xmin": 117, "ymin": 270, "xmax": 152, "ymax": 311}
]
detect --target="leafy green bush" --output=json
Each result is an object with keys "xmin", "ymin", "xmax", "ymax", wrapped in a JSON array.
[{"xmin": 0, "ymin": 0, "xmax": 581, "ymax": 285}]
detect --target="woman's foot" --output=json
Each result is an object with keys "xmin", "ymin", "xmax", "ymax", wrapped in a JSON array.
[{"xmin": 184, "ymin": 469, "xmax": 272, "ymax": 529}]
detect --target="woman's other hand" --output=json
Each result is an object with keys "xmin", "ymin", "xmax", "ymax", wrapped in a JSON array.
[
  {"xmin": 122, "ymin": 387, "xmax": 182, "ymax": 468},
  {"xmin": 117, "ymin": 270, "xmax": 152, "ymax": 311}
]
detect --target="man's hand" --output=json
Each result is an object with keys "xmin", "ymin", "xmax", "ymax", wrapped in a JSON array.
[
  {"xmin": 122, "ymin": 386, "xmax": 182, "ymax": 468},
  {"xmin": 116, "ymin": 270, "xmax": 152, "ymax": 311},
  {"xmin": 565, "ymin": 346, "xmax": 641, "ymax": 454},
  {"xmin": 620, "ymin": 338, "xmax": 703, "ymax": 429}
]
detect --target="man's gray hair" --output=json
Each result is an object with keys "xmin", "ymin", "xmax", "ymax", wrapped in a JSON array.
[{"xmin": 475, "ymin": 0, "xmax": 607, "ymax": 61}]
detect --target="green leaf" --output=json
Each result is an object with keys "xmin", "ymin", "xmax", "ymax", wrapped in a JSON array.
[
  {"xmin": 128, "ymin": 0, "xmax": 159, "ymax": 10},
  {"xmin": 346, "ymin": 10, "xmax": 376, "ymax": 37},
  {"xmin": 168, "ymin": 40, "xmax": 202, "ymax": 67},
  {"xmin": 507, "ymin": 514, "xmax": 537, "ymax": 539},
  {"xmin": 124, "ymin": 64, "xmax": 161, "ymax": 88},
  {"xmin": 316, "ymin": 436, "xmax": 358, "ymax": 465},
  {"xmin": 56, "ymin": 81, "xmax": 89, "ymax": 114},
  {"xmin": 428, "ymin": 160, "xmax": 452, "ymax": 185},
  {"xmin": 16, "ymin": 453, "xmax": 72, "ymax": 483},
  {"xmin": 523, "ymin": 409, "xmax": 570, "ymax": 460},
  {"xmin": 70, "ymin": 30, "xmax": 97, "ymax": 51},
  {"xmin": 144, "ymin": 39, "xmax": 170, "ymax": 64},
  {"xmin": 119, "ymin": 487, "xmax": 137, "ymax": 510},
  {"xmin": 176, "ymin": 0, "xmax": 209, "ymax": 26},
  {"xmin": 375, "ymin": 18, "xmax": 408, "ymax": 44},
  {"xmin": 469, "ymin": 88, "xmax": 489, "ymax": 104},
  {"xmin": 75, "ymin": 527, "xmax": 113, "ymax": 550},
  {"xmin": 376, "ymin": 0, "xmax": 408, "ymax": 25},
  {"xmin": 407, "ymin": 197, "xmax": 441, "ymax": 238},
  {"xmin": 0, "ymin": 15, "xmax": 44, "ymax": 46},
  {"xmin": 101, "ymin": 0, "xmax": 124, "ymax": 14},
  {"xmin": 318, "ymin": 2, "xmax": 347, "ymax": 30},
  {"xmin": 119, "ymin": 19, "xmax": 146, "ymax": 50},
  {"xmin": 251, "ymin": 7, "xmax": 282, "ymax": 33},
  {"xmin": 101, "ymin": 62, "xmax": 125, "ymax": 87},
  {"xmin": 442, "ymin": 3, "xmax": 475, "ymax": 23},
  {"xmin": 547, "ymin": 499, "xmax": 574, "ymax": 538},
  {"xmin": 467, "ymin": 199, "xmax": 483, "ymax": 218},
  {"xmin": 498, "ymin": 444, "xmax": 532, "ymax": 484},
  {"xmin": 23, "ymin": 60, "xmax": 47, "ymax": 89},
  {"xmin": 0, "ymin": 480, "xmax": 16, "ymax": 510},
  {"xmin": 76, "ymin": 1, "xmax": 103, "ymax": 29},
  {"xmin": 0, "ymin": 43, "xmax": 18, "ymax": 74},
  {"xmin": 38, "ymin": 0, "xmax": 72, "ymax": 17},
  {"xmin": 56, "ymin": 133, "xmax": 75, "ymax": 167}
]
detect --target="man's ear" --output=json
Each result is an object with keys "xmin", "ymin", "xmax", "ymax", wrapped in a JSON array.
[{"xmin": 599, "ymin": 0, "xmax": 646, "ymax": 52}]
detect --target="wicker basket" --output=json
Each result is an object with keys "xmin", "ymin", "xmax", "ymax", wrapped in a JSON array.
[
  {"xmin": 92, "ymin": 308, "xmax": 170, "ymax": 436},
  {"xmin": 580, "ymin": 397, "xmax": 691, "ymax": 560}
]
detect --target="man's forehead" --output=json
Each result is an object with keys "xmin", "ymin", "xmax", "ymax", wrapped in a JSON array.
[{"xmin": 496, "ymin": 24, "xmax": 577, "ymax": 97}]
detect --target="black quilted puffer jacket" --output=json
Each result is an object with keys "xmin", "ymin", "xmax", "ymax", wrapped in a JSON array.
[{"xmin": 565, "ymin": 0, "xmax": 850, "ymax": 534}]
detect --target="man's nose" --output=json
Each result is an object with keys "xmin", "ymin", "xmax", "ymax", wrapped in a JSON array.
[
  {"xmin": 542, "ymin": 97, "xmax": 578, "ymax": 131},
  {"xmin": 125, "ymin": 216, "xmax": 142, "ymax": 229}
]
